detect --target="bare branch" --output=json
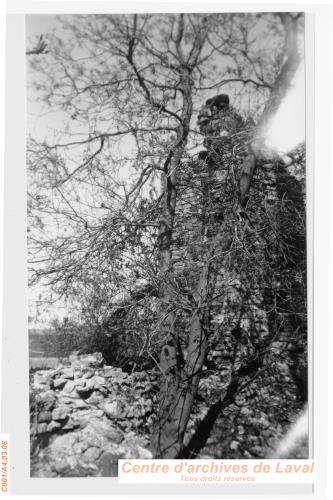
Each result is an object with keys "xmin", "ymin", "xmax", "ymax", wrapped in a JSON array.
[{"xmin": 26, "ymin": 34, "xmax": 49, "ymax": 56}]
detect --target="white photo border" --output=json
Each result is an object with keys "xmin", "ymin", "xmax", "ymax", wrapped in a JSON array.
[{"xmin": 1, "ymin": 2, "xmax": 332, "ymax": 499}]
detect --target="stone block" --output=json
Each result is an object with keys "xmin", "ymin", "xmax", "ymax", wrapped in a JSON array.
[
  {"xmin": 75, "ymin": 397, "xmax": 90, "ymax": 408},
  {"xmin": 97, "ymin": 453, "xmax": 119, "ymax": 477},
  {"xmin": 52, "ymin": 406, "xmax": 71, "ymax": 421},
  {"xmin": 74, "ymin": 379, "xmax": 86, "ymax": 388},
  {"xmin": 62, "ymin": 381, "xmax": 76, "ymax": 394},
  {"xmin": 86, "ymin": 392, "xmax": 104, "ymax": 405},
  {"xmin": 83, "ymin": 446, "xmax": 103, "ymax": 462},
  {"xmin": 79, "ymin": 352, "xmax": 104, "ymax": 368},
  {"xmin": 53, "ymin": 460, "xmax": 71, "ymax": 475},
  {"xmin": 61, "ymin": 368, "xmax": 74, "ymax": 380},
  {"xmin": 38, "ymin": 391, "xmax": 56, "ymax": 410},
  {"xmin": 47, "ymin": 421, "xmax": 62, "ymax": 432},
  {"xmin": 62, "ymin": 418, "xmax": 80, "ymax": 431},
  {"xmin": 36, "ymin": 423, "xmax": 48, "ymax": 434},
  {"xmin": 102, "ymin": 401, "xmax": 128, "ymax": 419},
  {"xmin": 38, "ymin": 411, "xmax": 52, "ymax": 423},
  {"xmin": 53, "ymin": 378, "xmax": 67, "ymax": 390}
]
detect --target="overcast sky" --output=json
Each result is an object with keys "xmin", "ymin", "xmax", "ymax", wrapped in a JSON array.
[{"xmin": 26, "ymin": 14, "xmax": 62, "ymax": 37}]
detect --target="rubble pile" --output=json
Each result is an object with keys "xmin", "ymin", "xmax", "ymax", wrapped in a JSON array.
[{"xmin": 30, "ymin": 352, "xmax": 158, "ymax": 477}]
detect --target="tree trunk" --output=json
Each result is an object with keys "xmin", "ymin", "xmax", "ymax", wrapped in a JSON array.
[
  {"xmin": 151, "ymin": 309, "xmax": 208, "ymax": 458},
  {"xmin": 150, "ymin": 60, "xmax": 193, "ymax": 459},
  {"xmin": 152, "ymin": 216, "xmax": 232, "ymax": 457},
  {"xmin": 151, "ymin": 13, "xmax": 209, "ymax": 458}
]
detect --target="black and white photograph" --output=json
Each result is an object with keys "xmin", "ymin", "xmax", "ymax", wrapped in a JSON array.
[{"xmin": 26, "ymin": 12, "xmax": 309, "ymax": 477}]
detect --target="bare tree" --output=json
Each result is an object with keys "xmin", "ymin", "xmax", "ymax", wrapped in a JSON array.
[{"xmin": 27, "ymin": 13, "xmax": 305, "ymax": 459}]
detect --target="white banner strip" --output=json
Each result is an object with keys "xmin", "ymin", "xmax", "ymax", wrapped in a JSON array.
[{"xmin": 118, "ymin": 459, "xmax": 315, "ymax": 484}]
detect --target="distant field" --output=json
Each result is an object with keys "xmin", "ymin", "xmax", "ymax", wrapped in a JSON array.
[
  {"xmin": 29, "ymin": 330, "xmax": 75, "ymax": 370},
  {"xmin": 29, "ymin": 331, "xmax": 49, "ymax": 358},
  {"xmin": 29, "ymin": 330, "xmax": 61, "ymax": 369},
  {"xmin": 29, "ymin": 357, "xmax": 61, "ymax": 370}
]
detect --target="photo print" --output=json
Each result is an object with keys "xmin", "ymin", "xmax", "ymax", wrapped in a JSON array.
[{"xmin": 26, "ymin": 12, "xmax": 308, "ymax": 478}]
